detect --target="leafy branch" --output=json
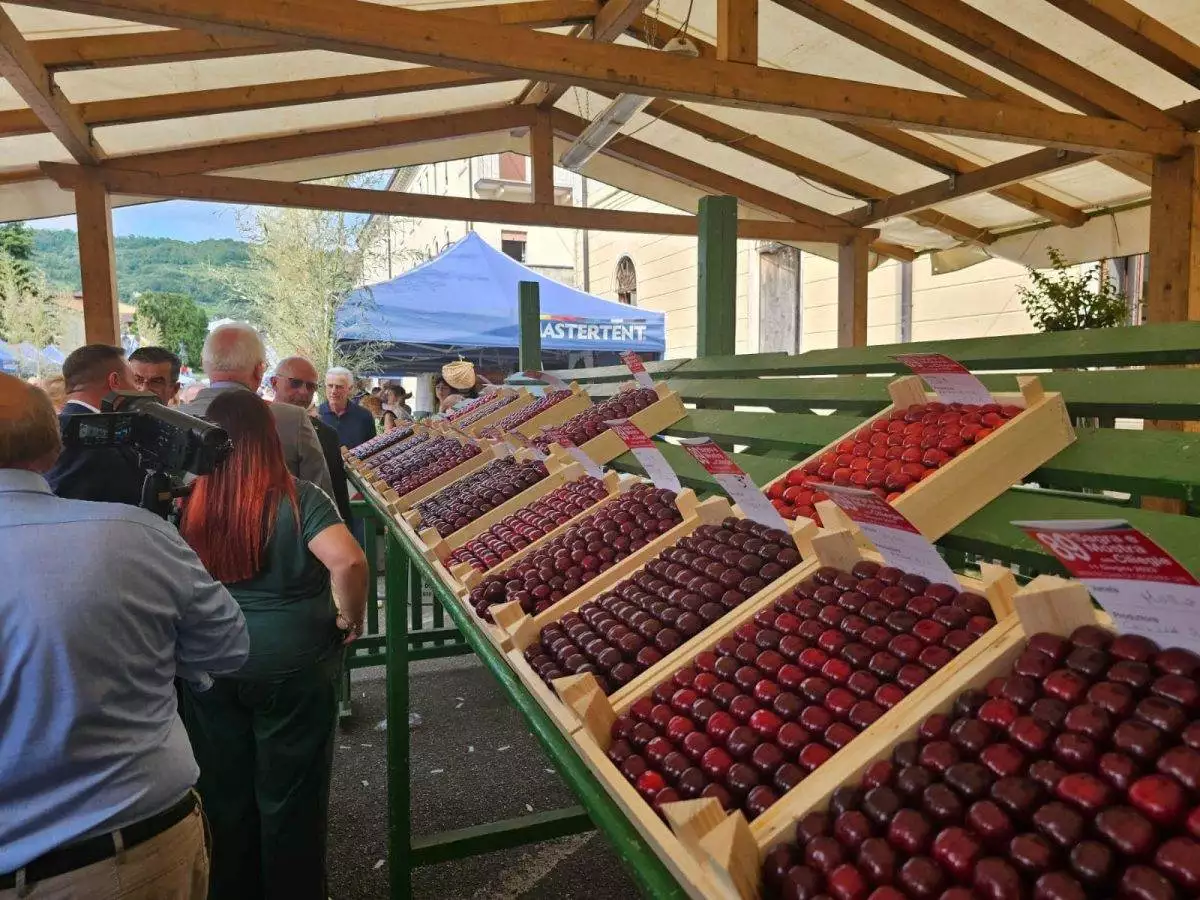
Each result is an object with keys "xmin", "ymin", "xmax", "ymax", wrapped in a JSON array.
[{"xmin": 1017, "ymin": 248, "xmax": 1128, "ymax": 332}]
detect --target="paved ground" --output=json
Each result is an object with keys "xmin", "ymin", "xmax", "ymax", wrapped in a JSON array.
[{"xmin": 327, "ymin": 653, "xmax": 642, "ymax": 899}]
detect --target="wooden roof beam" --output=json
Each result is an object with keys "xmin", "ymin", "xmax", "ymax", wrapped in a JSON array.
[
  {"xmin": 31, "ymin": 0, "xmax": 601, "ymax": 71},
  {"xmin": 0, "ymin": 6, "xmax": 100, "ymax": 163},
  {"xmin": 859, "ymin": 0, "xmax": 1179, "ymax": 130},
  {"xmin": 10, "ymin": 0, "xmax": 1182, "ymax": 155},
  {"xmin": 1041, "ymin": 0, "xmax": 1200, "ymax": 89},
  {"xmin": 38, "ymin": 162, "xmax": 865, "ymax": 243},
  {"xmin": 717, "ymin": 0, "xmax": 758, "ymax": 64}
]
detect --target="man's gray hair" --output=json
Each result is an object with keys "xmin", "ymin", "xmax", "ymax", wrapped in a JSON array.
[
  {"xmin": 325, "ymin": 366, "xmax": 354, "ymax": 386},
  {"xmin": 203, "ymin": 322, "xmax": 266, "ymax": 374}
]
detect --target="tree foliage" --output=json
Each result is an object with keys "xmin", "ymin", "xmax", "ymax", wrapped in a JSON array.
[
  {"xmin": 0, "ymin": 252, "xmax": 61, "ymax": 372},
  {"xmin": 1017, "ymin": 248, "xmax": 1128, "ymax": 332},
  {"xmin": 225, "ymin": 176, "xmax": 390, "ymax": 375},
  {"xmin": 132, "ymin": 291, "xmax": 209, "ymax": 369}
]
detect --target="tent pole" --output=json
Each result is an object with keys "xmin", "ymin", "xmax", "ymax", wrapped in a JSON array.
[{"xmin": 518, "ymin": 280, "xmax": 542, "ymax": 372}]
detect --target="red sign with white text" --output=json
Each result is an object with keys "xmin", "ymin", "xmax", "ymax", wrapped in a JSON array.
[
  {"xmin": 894, "ymin": 352, "xmax": 993, "ymax": 406},
  {"xmin": 678, "ymin": 437, "xmax": 788, "ymax": 531},
  {"xmin": 620, "ymin": 351, "xmax": 656, "ymax": 390},
  {"xmin": 523, "ymin": 369, "xmax": 567, "ymax": 391},
  {"xmin": 606, "ymin": 418, "xmax": 681, "ymax": 492}
]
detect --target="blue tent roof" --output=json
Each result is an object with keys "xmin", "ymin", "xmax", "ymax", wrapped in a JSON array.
[
  {"xmin": 0, "ymin": 343, "xmax": 17, "ymax": 374},
  {"xmin": 337, "ymin": 232, "xmax": 664, "ymax": 358}
]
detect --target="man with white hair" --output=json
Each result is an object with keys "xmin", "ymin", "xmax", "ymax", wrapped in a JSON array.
[
  {"xmin": 317, "ymin": 366, "xmax": 376, "ymax": 449},
  {"xmin": 180, "ymin": 323, "xmax": 332, "ymax": 497}
]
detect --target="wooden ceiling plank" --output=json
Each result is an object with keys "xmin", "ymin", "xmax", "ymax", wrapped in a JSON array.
[
  {"xmin": 1041, "ymin": 0, "xmax": 1200, "ymax": 88},
  {"xmin": 0, "ymin": 6, "xmax": 100, "ymax": 163},
  {"xmin": 6, "ymin": 0, "xmax": 1181, "ymax": 155},
  {"xmin": 37, "ymin": 161, "xmax": 861, "ymax": 243},
  {"xmin": 859, "ymin": 0, "xmax": 1179, "ymax": 130},
  {"xmin": 717, "ymin": 0, "xmax": 758, "ymax": 64},
  {"xmin": 31, "ymin": 0, "xmax": 600, "ymax": 71}
]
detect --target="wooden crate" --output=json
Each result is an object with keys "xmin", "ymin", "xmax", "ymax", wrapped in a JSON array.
[
  {"xmin": 554, "ymin": 529, "xmax": 1023, "ymax": 900},
  {"xmin": 757, "ymin": 375, "xmax": 1075, "ymax": 542},
  {"xmin": 542, "ymin": 382, "xmax": 688, "ymax": 467},
  {"xmin": 510, "ymin": 382, "xmax": 594, "ymax": 438},
  {"xmin": 406, "ymin": 450, "xmax": 575, "ymax": 550},
  {"xmin": 354, "ymin": 423, "xmax": 433, "ymax": 472},
  {"xmin": 384, "ymin": 437, "xmax": 501, "ymax": 515},
  {"xmin": 460, "ymin": 388, "xmax": 536, "ymax": 437}
]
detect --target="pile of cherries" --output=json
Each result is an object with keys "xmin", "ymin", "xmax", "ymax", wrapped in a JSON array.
[
  {"xmin": 527, "ymin": 517, "xmax": 801, "ymax": 695},
  {"xmin": 378, "ymin": 437, "xmax": 481, "ymax": 496},
  {"xmin": 480, "ymin": 389, "xmax": 573, "ymax": 438},
  {"xmin": 350, "ymin": 425, "xmax": 414, "ymax": 460},
  {"xmin": 415, "ymin": 457, "xmax": 549, "ymax": 535},
  {"xmin": 763, "ymin": 625, "xmax": 1200, "ymax": 900},
  {"xmin": 767, "ymin": 401, "xmax": 1024, "ymax": 524},
  {"xmin": 598, "ymin": 561, "xmax": 996, "ymax": 826},
  {"xmin": 444, "ymin": 391, "xmax": 515, "ymax": 424},
  {"xmin": 532, "ymin": 388, "xmax": 660, "ymax": 451},
  {"xmin": 467, "ymin": 485, "xmax": 680, "ymax": 621},
  {"xmin": 449, "ymin": 476, "xmax": 611, "ymax": 573}
]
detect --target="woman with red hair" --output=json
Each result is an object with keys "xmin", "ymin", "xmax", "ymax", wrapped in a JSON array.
[{"xmin": 178, "ymin": 389, "xmax": 366, "ymax": 900}]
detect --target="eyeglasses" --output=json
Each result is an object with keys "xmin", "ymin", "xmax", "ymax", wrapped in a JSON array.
[{"xmin": 287, "ymin": 377, "xmax": 319, "ymax": 391}]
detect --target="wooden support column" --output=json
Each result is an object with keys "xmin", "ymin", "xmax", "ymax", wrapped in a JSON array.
[
  {"xmin": 837, "ymin": 233, "xmax": 870, "ymax": 348},
  {"xmin": 1144, "ymin": 146, "xmax": 1200, "ymax": 513},
  {"xmin": 717, "ymin": 0, "xmax": 758, "ymax": 63},
  {"xmin": 696, "ymin": 195, "xmax": 738, "ymax": 358},
  {"xmin": 74, "ymin": 176, "xmax": 120, "ymax": 346},
  {"xmin": 518, "ymin": 280, "xmax": 542, "ymax": 372},
  {"xmin": 531, "ymin": 109, "xmax": 555, "ymax": 205}
]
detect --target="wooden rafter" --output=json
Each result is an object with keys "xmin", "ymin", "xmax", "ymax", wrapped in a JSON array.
[
  {"xmin": 717, "ymin": 0, "xmax": 758, "ymax": 64},
  {"xmin": 0, "ymin": 68, "xmax": 506, "ymax": 138},
  {"xmin": 860, "ymin": 0, "xmax": 1178, "ymax": 130},
  {"xmin": 9, "ymin": 0, "xmax": 1183, "ymax": 155},
  {"xmin": 38, "ymin": 162, "xmax": 867, "ymax": 243},
  {"xmin": 0, "ymin": 6, "xmax": 100, "ymax": 163},
  {"xmin": 1040, "ymin": 0, "xmax": 1200, "ymax": 89},
  {"xmin": 31, "ymin": 0, "xmax": 600, "ymax": 71},
  {"xmin": 531, "ymin": 109, "xmax": 556, "ymax": 204}
]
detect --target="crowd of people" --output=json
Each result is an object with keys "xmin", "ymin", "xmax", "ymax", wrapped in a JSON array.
[{"xmin": 0, "ymin": 321, "xmax": 445, "ymax": 899}]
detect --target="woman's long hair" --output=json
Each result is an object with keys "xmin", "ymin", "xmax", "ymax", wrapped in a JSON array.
[{"xmin": 179, "ymin": 389, "xmax": 299, "ymax": 583}]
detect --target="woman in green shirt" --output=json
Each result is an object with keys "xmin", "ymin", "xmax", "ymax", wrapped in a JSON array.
[{"xmin": 178, "ymin": 389, "xmax": 367, "ymax": 900}]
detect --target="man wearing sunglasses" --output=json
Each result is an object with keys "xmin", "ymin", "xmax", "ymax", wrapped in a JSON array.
[
  {"xmin": 270, "ymin": 357, "xmax": 351, "ymax": 524},
  {"xmin": 128, "ymin": 347, "xmax": 181, "ymax": 406}
]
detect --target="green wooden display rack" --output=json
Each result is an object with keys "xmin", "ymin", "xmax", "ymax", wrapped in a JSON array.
[{"xmin": 344, "ymin": 472, "xmax": 689, "ymax": 900}]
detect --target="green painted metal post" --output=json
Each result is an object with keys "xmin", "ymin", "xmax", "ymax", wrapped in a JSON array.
[
  {"xmin": 409, "ymin": 554, "xmax": 423, "ymax": 633},
  {"xmin": 366, "ymin": 515, "xmax": 380, "ymax": 637},
  {"xmin": 384, "ymin": 531, "xmax": 411, "ymax": 899},
  {"xmin": 696, "ymin": 195, "xmax": 738, "ymax": 358},
  {"xmin": 519, "ymin": 280, "xmax": 542, "ymax": 372}
]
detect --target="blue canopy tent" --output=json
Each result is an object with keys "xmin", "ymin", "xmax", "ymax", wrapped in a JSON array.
[
  {"xmin": 41, "ymin": 346, "xmax": 65, "ymax": 366},
  {"xmin": 337, "ymin": 232, "xmax": 665, "ymax": 374},
  {"xmin": 0, "ymin": 343, "xmax": 17, "ymax": 375}
]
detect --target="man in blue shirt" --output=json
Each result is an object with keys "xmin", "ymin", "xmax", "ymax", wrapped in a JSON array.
[
  {"xmin": 0, "ymin": 373, "xmax": 250, "ymax": 898},
  {"xmin": 317, "ymin": 366, "xmax": 376, "ymax": 449}
]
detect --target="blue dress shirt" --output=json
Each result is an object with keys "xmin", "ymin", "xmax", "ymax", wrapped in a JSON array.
[
  {"xmin": 317, "ymin": 399, "xmax": 376, "ymax": 449},
  {"xmin": 0, "ymin": 470, "xmax": 250, "ymax": 872}
]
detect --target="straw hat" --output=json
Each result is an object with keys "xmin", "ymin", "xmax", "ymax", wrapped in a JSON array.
[{"xmin": 443, "ymin": 360, "xmax": 477, "ymax": 391}]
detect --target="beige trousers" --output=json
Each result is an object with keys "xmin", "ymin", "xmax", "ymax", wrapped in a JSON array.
[{"xmin": 0, "ymin": 806, "xmax": 209, "ymax": 900}]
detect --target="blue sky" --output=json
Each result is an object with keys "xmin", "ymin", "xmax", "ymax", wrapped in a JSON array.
[{"xmin": 29, "ymin": 200, "xmax": 244, "ymax": 242}]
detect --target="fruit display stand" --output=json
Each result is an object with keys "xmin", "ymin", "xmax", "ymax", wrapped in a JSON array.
[
  {"xmin": 542, "ymin": 381, "xmax": 688, "ymax": 468},
  {"xmin": 759, "ymin": 375, "xmax": 1075, "ymax": 542},
  {"xmin": 552, "ymin": 527, "xmax": 1019, "ymax": 899}
]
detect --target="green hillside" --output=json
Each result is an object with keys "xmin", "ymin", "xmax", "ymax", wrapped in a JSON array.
[{"xmin": 32, "ymin": 229, "xmax": 251, "ymax": 315}]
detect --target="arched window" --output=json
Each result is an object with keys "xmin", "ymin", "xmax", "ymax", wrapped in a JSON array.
[{"xmin": 615, "ymin": 256, "xmax": 637, "ymax": 305}]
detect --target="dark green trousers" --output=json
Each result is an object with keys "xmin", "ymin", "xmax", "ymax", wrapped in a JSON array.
[{"xmin": 181, "ymin": 654, "xmax": 341, "ymax": 900}]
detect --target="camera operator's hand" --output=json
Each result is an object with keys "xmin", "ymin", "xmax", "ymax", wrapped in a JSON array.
[{"xmin": 335, "ymin": 611, "xmax": 363, "ymax": 646}]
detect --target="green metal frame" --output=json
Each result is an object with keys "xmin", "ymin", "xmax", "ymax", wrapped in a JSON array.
[{"xmin": 345, "ymin": 474, "xmax": 689, "ymax": 900}]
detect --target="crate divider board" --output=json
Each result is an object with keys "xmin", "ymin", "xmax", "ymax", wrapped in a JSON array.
[
  {"xmin": 752, "ymin": 374, "xmax": 1075, "ymax": 542},
  {"xmin": 510, "ymin": 382, "xmax": 594, "ymax": 438},
  {"xmin": 553, "ymin": 529, "xmax": 1022, "ymax": 900},
  {"xmin": 410, "ymin": 452, "xmax": 579, "ymax": 553},
  {"xmin": 542, "ymin": 382, "xmax": 688, "ymax": 467}
]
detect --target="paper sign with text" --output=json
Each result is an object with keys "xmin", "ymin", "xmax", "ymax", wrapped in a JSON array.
[
  {"xmin": 619, "ymin": 351, "xmax": 656, "ymax": 390},
  {"xmin": 678, "ymin": 437, "xmax": 789, "ymax": 532},
  {"xmin": 556, "ymin": 436, "xmax": 603, "ymax": 478},
  {"xmin": 821, "ymin": 484, "xmax": 962, "ymax": 587},
  {"xmin": 504, "ymin": 429, "xmax": 546, "ymax": 460},
  {"xmin": 522, "ymin": 369, "xmax": 568, "ymax": 392},
  {"xmin": 484, "ymin": 437, "xmax": 512, "ymax": 459},
  {"xmin": 1015, "ymin": 519, "xmax": 1200, "ymax": 654},
  {"xmin": 893, "ymin": 352, "xmax": 994, "ymax": 406},
  {"xmin": 605, "ymin": 418, "xmax": 681, "ymax": 492}
]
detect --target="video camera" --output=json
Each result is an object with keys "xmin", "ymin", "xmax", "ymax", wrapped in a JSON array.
[{"xmin": 62, "ymin": 391, "xmax": 232, "ymax": 517}]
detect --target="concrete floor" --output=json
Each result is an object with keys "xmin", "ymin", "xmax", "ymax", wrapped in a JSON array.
[{"xmin": 327, "ymin": 654, "xmax": 643, "ymax": 899}]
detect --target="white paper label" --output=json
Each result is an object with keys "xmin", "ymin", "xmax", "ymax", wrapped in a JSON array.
[
  {"xmin": 556, "ymin": 436, "xmax": 603, "ymax": 478},
  {"xmin": 504, "ymin": 430, "xmax": 546, "ymax": 461},
  {"xmin": 619, "ymin": 351, "xmax": 656, "ymax": 390},
  {"xmin": 893, "ymin": 352, "xmax": 994, "ymax": 406},
  {"xmin": 821, "ymin": 484, "xmax": 962, "ymax": 587},
  {"xmin": 486, "ymin": 437, "xmax": 512, "ymax": 459},
  {"xmin": 1016, "ymin": 519, "xmax": 1200, "ymax": 653},
  {"xmin": 605, "ymin": 418, "xmax": 681, "ymax": 492},
  {"xmin": 523, "ymin": 369, "xmax": 568, "ymax": 392},
  {"xmin": 678, "ymin": 437, "xmax": 789, "ymax": 532}
]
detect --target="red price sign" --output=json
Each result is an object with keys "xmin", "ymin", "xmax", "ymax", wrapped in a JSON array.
[
  {"xmin": 678, "ymin": 437, "xmax": 787, "ymax": 531},
  {"xmin": 606, "ymin": 418, "xmax": 681, "ymax": 492},
  {"xmin": 523, "ymin": 369, "xmax": 567, "ymax": 391},
  {"xmin": 893, "ymin": 352, "xmax": 993, "ymax": 406},
  {"xmin": 619, "ymin": 351, "xmax": 656, "ymax": 389}
]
